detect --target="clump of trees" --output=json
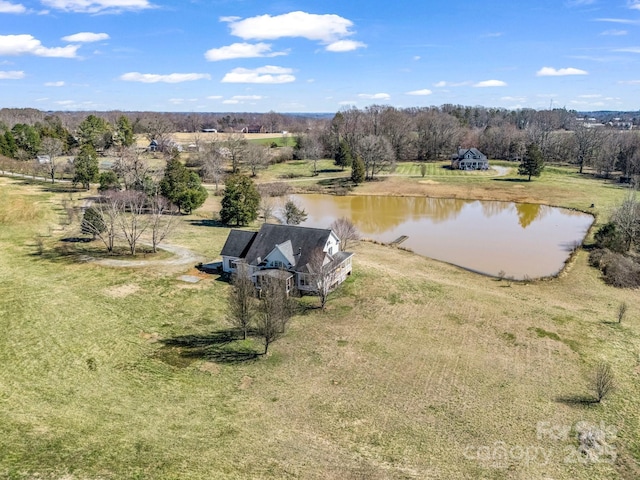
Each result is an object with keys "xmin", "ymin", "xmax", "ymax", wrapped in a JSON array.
[
  {"xmin": 589, "ymin": 191, "xmax": 640, "ymax": 287},
  {"xmin": 227, "ymin": 263, "xmax": 297, "ymax": 354}
]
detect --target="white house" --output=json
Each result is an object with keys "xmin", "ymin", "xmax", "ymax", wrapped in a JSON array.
[
  {"xmin": 220, "ymin": 224, "xmax": 353, "ymax": 293},
  {"xmin": 451, "ymin": 148, "xmax": 489, "ymax": 170}
]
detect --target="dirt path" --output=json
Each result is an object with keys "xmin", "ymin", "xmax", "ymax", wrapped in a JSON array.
[{"xmin": 93, "ymin": 243, "xmax": 204, "ymax": 268}]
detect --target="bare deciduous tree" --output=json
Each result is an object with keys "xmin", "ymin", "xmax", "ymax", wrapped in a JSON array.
[
  {"xmin": 81, "ymin": 192, "xmax": 121, "ymax": 253},
  {"xmin": 356, "ymin": 134, "xmax": 395, "ymax": 180},
  {"xmin": 115, "ymin": 190, "xmax": 148, "ymax": 256},
  {"xmin": 330, "ymin": 217, "xmax": 360, "ymax": 251},
  {"xmin": 149, "ymin": 194, "xmax": 178, "ymax": 253},
  {"xmin": 227, "ymin": 262, "xmax": 257, "ymax": 340},
  {"xmin": 611, "ymin": 191, "xmax": 640, "ymax": 252},
  {"xmin": 40, "ymin": 137, "xmax": 63, "ymax": 184},
  {"xmin": 256, "ymin": 276, "xmax": 296, "ymax": 354},
  {"xmin": 113, "ymin": 148, "xmax": 151, "ymax": 191},
  {"xmin": 202, "ymin": 139, "xmax": 226, "ymax": 192},
  {"xmin": 224, "ymin": 133, "xmax": 248, "ymax": 173},
  {"xmin": 307, "ymin": 248, "xmax": 337, "ymax": 310},
  {"xmin": 591, "ymin": 362, "xmax": 615, "ymax": 403},
  {"xmin": 245, "ymin": 143, "xmax": 269, "ymax": 177},
  {"xmin": 617, "ymin": 302, "xmax": 628, "ymax": 324}
]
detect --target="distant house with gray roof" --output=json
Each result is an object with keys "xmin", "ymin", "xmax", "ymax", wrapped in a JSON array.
[
  {"xmin": 451, "ymin": 148, "xmax": 489, "ymax": 170},
  {"xmin": 220, "ymin": 223, "xmax": 353, "ymax": 294}
]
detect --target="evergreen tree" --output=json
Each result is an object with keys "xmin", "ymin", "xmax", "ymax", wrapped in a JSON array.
[
  {"xmin": 81, "ymin": 206, "xmax": 106, "ymax": 239},
  {"xmin": 282, "ymin": 199, "xmax": 308, "ymax": 225},
  {"xmin": 73, "ymin": 144, "xmax": 99, "ymax": 189},
  {"xmin": 518, "ymin": 143, "xmax": 545, "ymax": 181},
  {"xmin": 77, "ymin": 114, "xmax": 113, "ymax": 151},
  {"xmin": 160, "ymin": 153, "xmax": 208, "ymax": 214},
  {"xmin": 220, "ymin": 174, "xmax": 261, "ymax": 226},
  {"xmin": 334, "ymin": 140, "xmax": 353, "ymax": 171},
  {"xmin": 351, "ymin": 154, "xmax": 365, "ymax": 184},
  {"xmin": 115, "ymin": 115, "xmax": 135, "ymax": 148}
]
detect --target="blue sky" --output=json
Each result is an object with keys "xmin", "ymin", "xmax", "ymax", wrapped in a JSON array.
[{"xmin": 1, "ymin": 0, "xmax": 640, "ymax": 112}]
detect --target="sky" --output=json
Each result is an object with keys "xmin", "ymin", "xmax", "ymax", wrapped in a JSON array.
[{"xmin": 1, "ymin": 0, "xmax": 640, "ymax": 113}]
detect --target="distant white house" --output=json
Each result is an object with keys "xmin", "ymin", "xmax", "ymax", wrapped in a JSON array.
[
  {"xmin": 451, "ymin": 148, "xmax": 489, "ymax": 170},
  {"xmin": 36, "ymin": 155, "xmax": 50, "ymax": 164}
]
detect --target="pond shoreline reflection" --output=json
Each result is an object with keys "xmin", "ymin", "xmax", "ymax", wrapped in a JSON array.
[{"xmin": 290, "ymin": 194, "xmax": 594, "ymax": 280}]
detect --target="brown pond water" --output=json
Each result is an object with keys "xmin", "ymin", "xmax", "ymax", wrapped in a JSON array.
[{"xmin": 289, "ymin": 194, "xmax": 594, "ymax": 279}]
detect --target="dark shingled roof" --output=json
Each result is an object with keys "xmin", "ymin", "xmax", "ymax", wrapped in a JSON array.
[
  {"xmin": 220, "ymin": 229, "xmax": 258, "ymax": 258},
  {"xmin": 244, "ymin": 224, "xmax": 334, "ymax": 271}
]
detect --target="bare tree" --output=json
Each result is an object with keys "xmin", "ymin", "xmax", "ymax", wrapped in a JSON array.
[
  {"xmin": 115, "ymin": 190, "xmax": 148, "ymax": 255},
  {"xmin": 143, "ymin": 114, "xmax": 174, "ymax": 152},
  {"xmin": 617, "ymin": 302, "xmax": 628, "ymax": 324},
  {"xmin": 149, "ymin": 194, "xmax": 178, "ymax": 253},
  {"xmin": 259, "ymin": 196, "xmax": 276, "ymax": 224},
  {"xmin": 591, "ymin": 362, "xmax": 615, "ymax": 403},
  {"xmin": 573, "ymin": 122, "xmax": 606, "ymax": 174},
  {"xmin": 330, "ymin": 217, "xmax": 360, "ymax": 251},
  {"xmin": 612, "ymin": 191, "xmax": 640, "ymax": 252},
  {"xmin": 202, "ymin": 139, "xmax": 226, "ymax": 192},
  {"xmin": 307, "ymin": 248, "xmax": 336, "ymax": 310},
  {"xmin": 245, "ymin": 142, "xmax": 269, "ymax": 177},
  {"xmin": 81, "ymin": 192, "xmax": 121, "ymax": 253},
  {"xmin": 227, "ymin": 262, "xmax": 257, "ymax": 340},
  {"xmin": 224, "ymin": 133, "xmax": 248, "ymax": 173},
  {"xmin": 40, "ymin": 137, "xmax": 63, "ymax": 184},
  {"xmin": 256, "ymin": 276, "xmax": 296, "ymax": 354},
  {"xmin": 112, "ymin": 148, "xmax": 151, "ymax": 191},
  {"xmin": 357, "ymin": 134, "xmax": 395, "ymax": 180}
]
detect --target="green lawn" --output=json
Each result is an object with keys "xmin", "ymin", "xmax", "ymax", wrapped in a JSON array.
[{"xmin": 1, "ymin": 173, "xmax": 639, "ymax": 479}]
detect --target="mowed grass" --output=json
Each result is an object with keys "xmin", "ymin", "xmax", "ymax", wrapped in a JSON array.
[{"xmin": 1, "ymin": 174, "xmax": 640, "ymax": 479}]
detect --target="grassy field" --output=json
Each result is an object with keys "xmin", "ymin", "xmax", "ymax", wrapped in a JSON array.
[{"xmin": 1, "ymin": 167, "xmax": 639, "ymax": 479}]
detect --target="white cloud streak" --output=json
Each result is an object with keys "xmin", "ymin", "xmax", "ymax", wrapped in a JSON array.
[
  {"xmin": 406, "ymin": 89, "xmax": 432, "ymax": 96},
  {"xmin": 358, "ymin": 93, "xmax": 390, "ymax": 100},
  {"xmin": 0, "ymin": 70, "xmax": 24, "ymax": 79},
  {"xmin": 45, "ymin": 80, "xmax": 65, "ymax": 86},
  {"xmin": 204, "ymin": 42, "xmax": 286, "ymax": 61},
  {"xmin": 325, "ymin": 40, "xmax": 366, "ymax": 52},
  {"xmin": 0, "ymin": 34, "xmax": 79, "ymax": 57},
  {"xmin": 41, "ymin": 0, "xmax": 153, "ymax": 13},
  {"xmin": 536, "ymin": 66, "xmax": 588, "ymax": 76},
  {"xmin": 473, "ymin": 79, "xmax": 507, "ymax": 87},
  {"xmin": 0, "ymin": 1, "xmax": 26, "ymax": 13},
  {"xmin": 120, "ymin": 72, "xmax": 211, "ymax": 83},
  {"xmin": 225, "ymin": 11, "xmax": 355, "ymax": 43},
  {"xmin": 221, "ymin": 66, "xmax": 295, "ymax": 84},
  {"xmin": 62, "ymin": 32, "xmax": 110, "ymax": 43}
]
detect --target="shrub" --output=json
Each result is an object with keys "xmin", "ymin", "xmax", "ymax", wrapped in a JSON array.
[{"xmin": 598, "ymin": 251, "xmax": 640, "ymax": 288}]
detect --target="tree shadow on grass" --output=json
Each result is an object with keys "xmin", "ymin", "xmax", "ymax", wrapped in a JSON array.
[
  {"xmin": 159, "ymin": 328, "xmax": 260, "ymax": 364},
  {"xmin": 188, "ymin": 219, "xmax": 225, "ymax": 228},
  {"xmin": 492, "ymin": 177, "xmax": 530, "ymax": 183},
  {"xmin": 555, "ymin": 394, "xmax": 598, "ymax": 407}
]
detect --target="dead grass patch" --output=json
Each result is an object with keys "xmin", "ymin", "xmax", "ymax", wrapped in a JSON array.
[{"xmin": 104, "ymin": 283, "xmax": 141, "ymax": 298}]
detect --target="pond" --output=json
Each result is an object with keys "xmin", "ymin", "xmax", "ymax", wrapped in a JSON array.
[{"xmin": 289, "ymin": 194, "xmax": 594, "ymax": 280}]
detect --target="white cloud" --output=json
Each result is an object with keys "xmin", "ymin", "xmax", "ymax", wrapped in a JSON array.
[
  {"xmin": 406, "ymin": 89, "xmax": 432, "ymax": 96},
  {"xmin": 613, "ymin": 47, "xmax": 640, "ymax": 53},
  {"xmin": 618, "ymin": 79, "xmax": 640, "ymax": 84},
  {"xmin": 222, "ymin": 99, "xmax": 239, "ymax": 105},
  {"xmin": 226, "ymin": 11, "xmax": 355, "ymax": 43},
  {"xmin": 45, "ymin": 80, "xmax": 65, "ymax": 86},
  {"xmin": 325, "ymin": 40, "xmax": 366, "ymax": 52},
  {"xmin": 207, "ymin": 95, "xmax": 223, "ymax": 100},
  {"xmin": 231, "ymin": 95, "xmax": 263, "ymax": 100},
  {"xmin": 629, "ymin": 0, "xmax": 640, "ymax": 10},
  {"xmin": 0, "ymin": 34, "xmax": 79, "ymax": 58},
  {"xmin": 0, "ymin": 70, "xmax": 24, "ymax": 79},
  {"xmin": 120, "ymin": 72, "xmax": 211, "ymax": 83},
  {"xmin": 481, "ymin": 32, "xmax": 503, "ymax": 38},
  {"xmin": 413, "ymin": 56, "xmax": 421, "ymax": 61},
  {"xmin": 473, "ymin": 79, "xmax": 507, "ymax": 87},
  {"xmin": 595, "ymin": 18, "xmax": 640, "ymax": 25},
  {"xmin": 434, "ymin": 80, "xmax": 472, "ymax": 87},
  {"xmin": 501, "ymin": 96, "xmax": 526, "ymax": 102},
  {"xmin": 358, "ymin": 93, "xmax": 391, "ymax": 100},
  {"xmin": 41, "ymin": 0, "xmax": 153, "ymax": 14},
  {"xmin": 221, "ymin": 65, "xmax": 295, "ymax": 84},
  {"xmin": 536, "ymin": 66, "xmax": 588, "ymax": 76},
  {"xmin": 338, "ymin": 100, "xmax": 357, "ymax": 106},
  {"xmin": 0, "ymin": 1, "xmax": 26, "ymax": 13},
  {"xmin": 204, "ymin": 42, "xmax": 286, "ymax": 61},
  {"xmin": 600, "ymin": 29, "xmax": 628, "ymax": 35},
  {"xmin": 62, "ymin": 32, "xmax": 110, "ymax": 43},
  {"xmin": 579, "ymin": 94, "xmax": 601, "ymax": 98}
]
